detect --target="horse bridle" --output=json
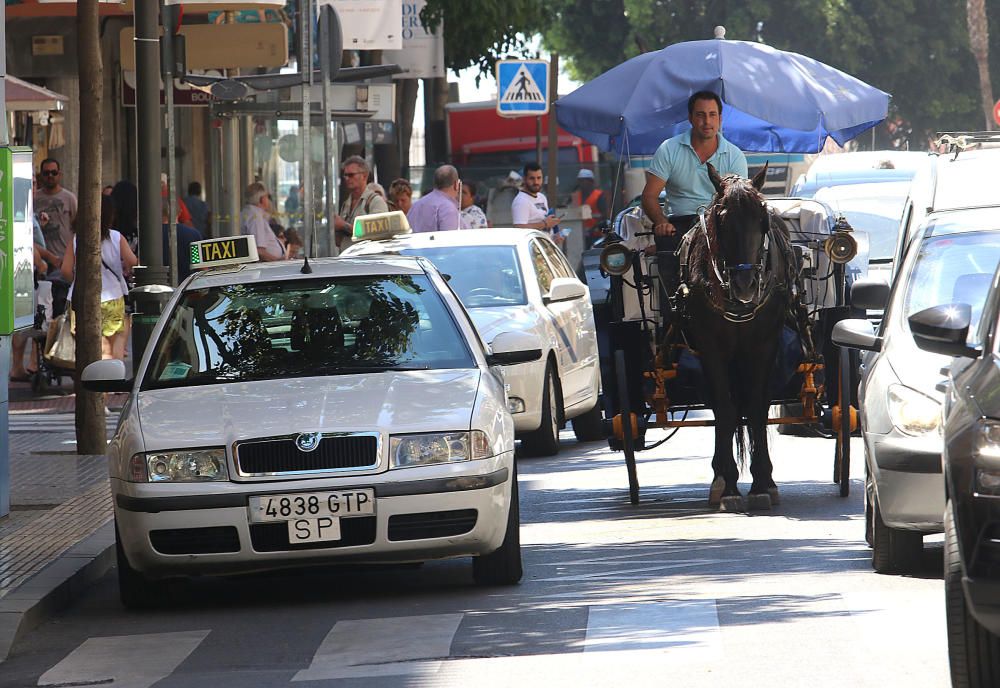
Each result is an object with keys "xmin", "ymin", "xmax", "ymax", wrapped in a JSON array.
[{"xmin": 698, "ymin": 205, "xmax": 771, "ymax": 308}]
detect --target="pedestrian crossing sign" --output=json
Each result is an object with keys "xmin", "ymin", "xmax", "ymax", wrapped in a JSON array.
[{"xmin": 496, "ymin": 59, "xmax": 549, "ymax": 117}]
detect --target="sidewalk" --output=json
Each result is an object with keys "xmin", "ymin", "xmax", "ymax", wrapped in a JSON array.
[{"xmin": 0, "ymin": 379, "xmax": 125, "ymax": 663}]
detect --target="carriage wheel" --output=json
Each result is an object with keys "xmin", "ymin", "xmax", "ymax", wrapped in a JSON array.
[
  {"xmin": 835, "ymin": 345, "xmax": 852, "ymax": 498},
  {"xmin": 614, "ymin": 348, "xmax": 641, "ymax": 505}
]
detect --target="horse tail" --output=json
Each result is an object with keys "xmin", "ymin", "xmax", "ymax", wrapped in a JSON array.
[{"xmin": 734, "ymin": 423, "xmax": 748, "ymax": 473}]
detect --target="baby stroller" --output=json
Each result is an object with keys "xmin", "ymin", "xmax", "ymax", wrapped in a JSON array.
[{"xmin": 28, "ymin": 277, "xmax": 74, "ymax": 394}]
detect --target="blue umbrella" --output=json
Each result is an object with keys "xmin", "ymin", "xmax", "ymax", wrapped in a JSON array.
[{"xmin": 555, "ymin": 39, "xmax": 889, "ymax": 154}]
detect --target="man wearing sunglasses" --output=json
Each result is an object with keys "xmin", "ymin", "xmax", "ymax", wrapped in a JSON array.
[
  {"xmin": 333, "ymin": 155, "xmax": 387, "ymax": 250},
  {"xmin": 34, "ymin": 158, "xmax": 78, "ymax": 265}
]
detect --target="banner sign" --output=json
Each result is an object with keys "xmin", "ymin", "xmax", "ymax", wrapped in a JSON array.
[
  {"xmin": 0, "ymin": 148, "xmax": 37, "ymax": 334},
  {"xmin": 320, "ymin": 0, "xmax": 403, "ymax": 51},
  {"xmin": 383, "ymin": 0, "xmax": 444, "ymax": 79}
]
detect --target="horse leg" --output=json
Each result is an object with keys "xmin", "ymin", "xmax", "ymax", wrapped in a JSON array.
[
  {"xmin": 702, "ymin": 364, "xmax": 742, "ymax": 511},
  {"xmin": 744, "ymin": 322, "xmax": 783, "ymax": 510}
]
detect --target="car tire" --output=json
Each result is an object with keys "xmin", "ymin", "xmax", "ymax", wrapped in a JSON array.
[
  {"xmin": 520, "ymin": 363, "xmax": 561, "ymax": 457},
  {"xmin": 945, "ymin": 501, "xmax": 1000, "ymax": 688},
  {"xmin": 115, "ymin": 520, "xmax": 157, "ymax": 610},
  {"xmin": 473, "ymin": 464, "xmax": 523, "ymax": 586},
  {"xmin": 871, "ymin": 492, "xmax": 922, "ymax": 574},
  {"xmin": 571, "ymin": 402, "xmax": 604, "ymax": 442}
]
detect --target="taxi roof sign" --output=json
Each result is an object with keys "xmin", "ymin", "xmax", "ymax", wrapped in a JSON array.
[
  {"xmin": 353, "ymin": 210, "xmax": 411, "ymax": 241},
  {"xmin": 189, "ymin": 235, "xmax": 259, "ymax": 270}
]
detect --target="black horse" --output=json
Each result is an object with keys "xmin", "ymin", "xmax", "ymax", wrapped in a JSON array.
[{"xmin": 677, "ymin": 163, "xmax": 800, "ymax": 511}]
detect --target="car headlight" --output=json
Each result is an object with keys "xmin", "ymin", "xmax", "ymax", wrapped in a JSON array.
[
  {"xmin": 887, "ymin": 384, "xmax": 940, "ymax": 436},
  {"xmin": 129, "ymin": 448, "xmax": 229, "ymax": 482},
  {"xmin": 389, "ymin": 431, "xmax": 491, "ymax": 468}
]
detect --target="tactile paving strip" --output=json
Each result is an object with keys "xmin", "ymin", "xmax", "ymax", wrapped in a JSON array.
[{"xmin": 0, "ymin": 481, "xmax": 113, "ymax": 599}]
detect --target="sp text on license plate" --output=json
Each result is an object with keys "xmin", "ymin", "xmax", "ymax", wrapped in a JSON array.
[{"xmin": 288, "ymin": 516, "xmax": 342, "ymax": 544}]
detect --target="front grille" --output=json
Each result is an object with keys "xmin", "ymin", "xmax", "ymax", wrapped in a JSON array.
[
  {"xmin": 388, "ymin": 510, "xmax": 478, "ymax": 541},
  {"xmin": 236, "ymin": 433, "xmax": 378, "ymax": 475},
  {"xmin": 249, "ymin": 517, "xmax": 377, "ymax": 552},
  {"xmin": 149, "ymin": 526, "xmax": 240, "ymax": 555}
]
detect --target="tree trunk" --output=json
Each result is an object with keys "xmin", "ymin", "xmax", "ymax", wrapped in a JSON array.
[
  {"xmin": 967, "ymin": 0, "xmax": 995, "ymax": 130},
  {"xmin": 423, "ymin": 76, "xmax": 449, "ymax": 164},
  {"xmin": 396, "ymin": 79, "xmax": 419, "ymax": 175},
  {"xmin": 74, "ymin": 0, "xmax": 107, "ymax": 453}
]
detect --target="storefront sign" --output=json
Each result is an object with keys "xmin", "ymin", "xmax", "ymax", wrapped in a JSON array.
[
  {"xmin": 320, "ymin": 0, "xmax": 402, "ymax": 51},
  {"xmin": 121, "ymin": 71, "xmax": 221, "ymax": 107},
  {"xmin": 383, "ymin": 0, "xmax": 444, "ymax": 79}
]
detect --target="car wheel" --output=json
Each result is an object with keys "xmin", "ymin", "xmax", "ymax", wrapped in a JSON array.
[
  {"xmin": 473, "ymin": 463, "xmax": 523, "ymax": 586},
  {"xmin": 871, "ymin": 491, "xmax": 922, "ymax": 574},
  {"xmin": 115, "ymin": 520, "xmax": 157, "ymax": 609},
  {"xmin": 520, "ymin": 363, "xmax": 561, "ymax": 457},
  {"xmin": 571, "ymin": 402, "xmax": 604, "ymax": 442},
  {"xmin": 945, "ymin": 501, "xmax": 1000, "ymax": 688}
]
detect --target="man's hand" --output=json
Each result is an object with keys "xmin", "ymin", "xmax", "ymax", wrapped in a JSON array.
[
  {"xmin": 334, "ymin": 214, "xmax": 347, "ymax": 231},
  {"xmin": 542, "ymin": 215, "xmax": 559, "ymax": 230},
  {"xmin": 39, "ymin": 211, "xmax": 49, "ymax": 226},
  {"xmin": 653, "ymin": 219, "xmax": 676, "ymax": 237}
]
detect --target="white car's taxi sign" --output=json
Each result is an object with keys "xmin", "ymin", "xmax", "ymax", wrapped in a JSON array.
[
  {"xmin": 353, "ymin": 211, "xmax": 411, "ymax": 241},
  {"xmin": 189, "ymin": 235, "xmax": 259, "ymax": 269}
]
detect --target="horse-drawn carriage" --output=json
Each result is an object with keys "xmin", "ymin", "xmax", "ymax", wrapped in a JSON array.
[{"xmin": 593, "ymin": 165, "xmax": 864, "ymax": 509}]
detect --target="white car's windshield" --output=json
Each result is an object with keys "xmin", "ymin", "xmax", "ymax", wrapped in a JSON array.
[
  {"xmin": 397, "ymin": 246, "xmax": 528, "ymax": 308},
  {"xmin": 143, "ymin": 275, "xmax": 474, "ymax": 389},
  {"xmin": 904, "ymin": 222, "xmax": 1000, "ymax": 339}
]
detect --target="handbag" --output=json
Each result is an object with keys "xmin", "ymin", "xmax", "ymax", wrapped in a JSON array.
[{"xmin": 44, "ymin": 309, "xmax": 76, "ymax": 370}]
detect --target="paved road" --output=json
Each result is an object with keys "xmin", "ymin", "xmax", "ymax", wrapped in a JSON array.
[{"xmin": 0, "ymin": 426, "xmax": 949, "ymax": 687}]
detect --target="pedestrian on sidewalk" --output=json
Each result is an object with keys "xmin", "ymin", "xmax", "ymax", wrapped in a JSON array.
[
  {"xmin": 240, "ymin": 181, "xmax": 287, "ymax": 261},
  {"xmin": 333, "ymin": 156, "xmax": 387, "ymax": 249},
  {"xmin": 407, "ymin": 165, "xmax": 462, "ymax": 233},
  {"xmin": 161, "ymin": 202, "xmax": 203, "ymax": 281},
  {"xmin": 460, "ymin": 180, "xmax": 488, "ymax": 229},
  {"xmin": 61, "ymin": 195, "xmax": 139, "ymax": 361},
  {"xmin": 387, "ymin": 178, "xmax": 413, "ymax": 215},
  {"xmin": 183, "ymin": 181, "xmax": 212, "ymax": 235},
  {"xmin": 34, "ymin": 158, "xmax": 78, "ymax": 266}
]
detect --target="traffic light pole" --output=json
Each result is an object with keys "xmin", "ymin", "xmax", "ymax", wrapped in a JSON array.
[{"xmin": 132, "ymin": 0, "xmax": 171, "ymax": 364}]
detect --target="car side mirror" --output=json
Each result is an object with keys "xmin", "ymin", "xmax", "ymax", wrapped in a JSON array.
[
  {"xmin": 81, "ymin": 359, "xmax": 133, "ymax": 393},
  {"xmin": 909, "ymin": 303, "xmax": 981, "ymax": 358},
  {"xmin": 486, "ymin": 331, "xmax": 543, "ymax": 366},
  {"xmin": 850, "ymin": 278, "xmax": 890, "ymax": 311},
  {"xmin": 545, "ymin": 277, "xmax": 587, "ymax": 303},
  {"xmin": 832, "ymin": 318, "xmax": 882, "ymax": 352}
]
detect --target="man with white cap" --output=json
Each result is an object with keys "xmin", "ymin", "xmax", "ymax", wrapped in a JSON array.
[{"xmin": 571, "ymin": 169, "xmax": 607, "ymax": 246}]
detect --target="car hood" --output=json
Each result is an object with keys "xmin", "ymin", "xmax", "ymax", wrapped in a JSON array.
[
  {"xmin": 135, "ymin": 370, "xmax": 482, "ymax": 450},
  {"xmin": 468, "ymin": 305, "xmax": 540, "ymax": 345}
]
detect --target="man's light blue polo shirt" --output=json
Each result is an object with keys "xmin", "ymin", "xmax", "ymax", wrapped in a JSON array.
[{"xmin": 647, "ymin": 130, "xmax": 748, "ymax": 217}]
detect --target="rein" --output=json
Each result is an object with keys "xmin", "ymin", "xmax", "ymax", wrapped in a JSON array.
[{"xmin": 697, "ymin": 205, "xmax": 774, "ymax": 320}]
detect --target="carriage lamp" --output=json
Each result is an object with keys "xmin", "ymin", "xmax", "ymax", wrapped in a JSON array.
[
  {"xmin": 600, "ymin": 242, "xmax": 634, "ymax": 276},
  {"xmin": 823, "ymin": 232, "xmax": 858, "ymax": 264}
]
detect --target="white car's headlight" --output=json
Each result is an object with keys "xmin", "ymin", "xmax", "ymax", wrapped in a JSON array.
[
  {"xmin": 129, "ymin": 448, "xmax": 229, "ymax": 482},
  {"xmin": 887, "ymin": 384, "xmax": 941, "ymax": 436},
  {"xmin": 389, "ymin": 431, "xmax": 491, "ymax": 468}
]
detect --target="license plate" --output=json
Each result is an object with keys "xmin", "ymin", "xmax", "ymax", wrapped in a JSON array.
[
  {"xmin": 288, "ymin": 517, "xmax": 341, "ymax": 544},
  {"xmin": 248, "ymin": 489, "xmax": 375, "ymax": 524}
]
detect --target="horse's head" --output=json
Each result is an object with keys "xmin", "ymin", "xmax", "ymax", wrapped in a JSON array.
[{"xmin": 706, "ymin": 163, "xmax": 770, "ymax": 304}]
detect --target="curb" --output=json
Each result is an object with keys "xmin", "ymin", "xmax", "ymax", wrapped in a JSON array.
[{"xmin": 0, "ymin": 521, "xmax": 115, "ymax": 663}]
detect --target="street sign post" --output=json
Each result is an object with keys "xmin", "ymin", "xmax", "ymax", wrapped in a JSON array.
[{"xmin": 496, "ymin": 59, "xmax": 549, "ymax": 118}]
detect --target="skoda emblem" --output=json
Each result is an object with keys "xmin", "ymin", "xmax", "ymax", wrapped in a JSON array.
[{"xmin": 296, "ymin": 432, "xmax": 322, "ymax": 452}]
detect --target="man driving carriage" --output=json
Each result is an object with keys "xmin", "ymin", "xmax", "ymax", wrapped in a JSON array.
[{"xmin": 640, "ymin": 91, "xmax": 748, "ymax": 292}]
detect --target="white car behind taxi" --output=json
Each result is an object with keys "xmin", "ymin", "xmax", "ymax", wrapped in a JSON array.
[
  {"xmin": 341, "ymin": 222, "xmax": 603, "ymax": 456},
  {"xmin": 83, "ymin": 234, "xmax": 540, "ymax": 607}
]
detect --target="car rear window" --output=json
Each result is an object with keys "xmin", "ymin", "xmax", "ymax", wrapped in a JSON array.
[
  {"xmin": 397, "ymin": 245, "xmax": 528, "ymax": 308},
  {"xmin": 143, "ymin": 274, "xmax": 474, "ymax": 389}
]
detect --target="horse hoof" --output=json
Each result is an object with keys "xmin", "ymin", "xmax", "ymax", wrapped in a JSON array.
[
  {"xmin": 768, "ymin": 487, "xmax": 781, "ymax": 506},
  {"xmin": 720, "ymin": 495, "xmax": 745, "ymax": 512},
  {"xmin": 747, "ymin": 493, "xmax": 772, "ymax": 511},
  {"xmin": 708, "ymin": 476, "xmax": 726, "ymax": 507}
]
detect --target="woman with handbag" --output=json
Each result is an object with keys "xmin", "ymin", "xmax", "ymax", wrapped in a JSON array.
[{"xmin": 61, "ymin": 195, "xmax": 139, "ymax": 361}]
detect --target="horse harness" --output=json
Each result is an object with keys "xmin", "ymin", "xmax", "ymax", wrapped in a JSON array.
[{"xmin": 676, "ymin": 205, "xmax": 785, "ymax": 324}]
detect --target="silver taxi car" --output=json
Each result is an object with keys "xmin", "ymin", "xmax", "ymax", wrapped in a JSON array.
[{"xmin": 83, "ymin": 235, "xmax": 541, "ymax": 607}]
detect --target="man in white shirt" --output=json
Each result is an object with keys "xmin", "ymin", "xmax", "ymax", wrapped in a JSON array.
[
  {"xmin": 511, "ymin": 162, "xmax": 560, "ymax": 232},
  {"xmin": 240, "ymin": 181, "xmax": 287, "ymax": 261}
]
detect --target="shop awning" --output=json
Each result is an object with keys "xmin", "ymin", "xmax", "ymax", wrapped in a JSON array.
[{"xmin": 4, "ymin": 76, "xmax": 68, "ymax": 112}]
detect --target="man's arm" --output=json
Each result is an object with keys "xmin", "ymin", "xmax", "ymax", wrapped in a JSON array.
[
  {"xmin": 641, "ymin": 172, "xmax": 673, "ymax": 236},
  {"xmin": 438, "ymin": 200, "xmax": 461, "ymax": 231},
  {"xmin": 511, "ymin": 197, "xmax": 557, "ymax": 230},
  {"xmin": 251, "ymin": 215, "xmax": 284, "ymax": 261}
]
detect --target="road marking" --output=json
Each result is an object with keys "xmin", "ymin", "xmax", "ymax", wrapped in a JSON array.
[
  {"xmin": 37, "ymin": 630, "xmax": 209, "ymax": 688},
  {"xmin": 584, "ymin": 599, "xmax": 721, "ymax": 655},
  {"xmin": 532, "ymin": 558, "xmax": 726, "ymax": 583},
  {"xmin": 293, "ymin": 613, "xmax": 464, "ymax": 681}
]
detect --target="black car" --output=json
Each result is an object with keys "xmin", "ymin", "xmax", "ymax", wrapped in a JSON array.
[{"xmin": 910, "ymin": 264, "xmax": 1000, "ymax": 686}]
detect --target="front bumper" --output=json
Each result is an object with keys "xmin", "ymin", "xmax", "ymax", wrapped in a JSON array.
[
  {"xmin": 501, "ymin": 357, "xmax": 546, "ymax": 434},
  {"xmin": 114, "ymin": 459, "xmax": 513, "ymax": 579},
  {"xmin": 869, "ymin": 432, "xmax": 944, "ymax": 531}
]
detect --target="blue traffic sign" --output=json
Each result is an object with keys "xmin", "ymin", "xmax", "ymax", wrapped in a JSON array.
[{"xmin": 496, "ymin": 60, "xmax": 549, "ymax": 117}]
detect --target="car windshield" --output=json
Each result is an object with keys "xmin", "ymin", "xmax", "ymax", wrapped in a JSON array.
[
  {"xmin": 903, "ymin": 225, "xmax": 1000, "ymax": 339},
  {"xmin": 143, "ymin": 274, "xmax": 474, "ymax": 389},
  {"xmin": 397, "ymin": 245, "xmax": 527, "ymax": 308},
  {"xmin": 830, "ymin": 197, "xmax": 906, "ymax": 261}
]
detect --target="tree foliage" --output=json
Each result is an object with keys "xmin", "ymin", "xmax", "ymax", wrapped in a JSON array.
[
  {"xmin": 420, "ymin": 0, "xmax": 550, "ymax": 76},
  {"xmin": 540, "ymin": 0, "xmax": 1000, "ymax": 146}
]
